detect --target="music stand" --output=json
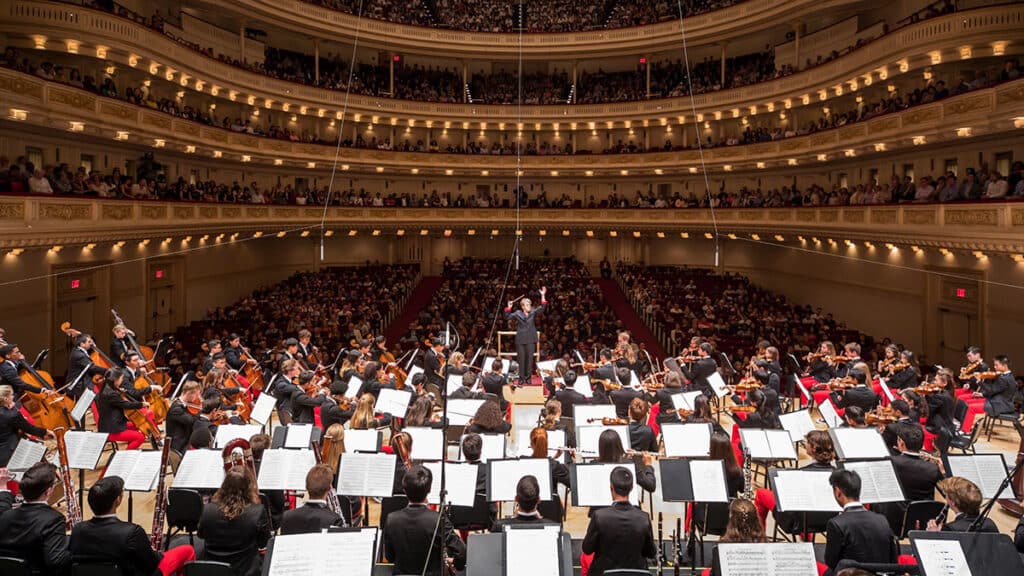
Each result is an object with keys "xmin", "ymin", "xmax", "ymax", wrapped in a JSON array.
[{"xmin": 909, "ymin": 530, "xmax": 1024, "ymax": 575}]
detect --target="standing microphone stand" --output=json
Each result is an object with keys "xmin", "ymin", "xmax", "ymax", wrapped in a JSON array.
[{"xmin": 424, "ymin": 357, "xmax": 455, "ymax": 576}]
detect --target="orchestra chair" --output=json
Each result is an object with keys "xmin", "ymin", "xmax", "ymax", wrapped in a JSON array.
[
  {"xmin": 165, "ymin": 488, "xmax": 204, "ymax": 549},
  {"xmin": 450, "ymin": 494, "xmax": 493, "ymax": 533},
  {"xmin": 0, "ymin": 556, "xmax": 30, "ymax": 576},
  {"xmin": 378, "ymin": 495, "xmax": 409, "ymax": 560},
  {"xmin": 897, "ymin": 501, "xmax": 946, "ymax": 540},
  {"xmin": 182, "ymin": 560, "xmax": 235, "ymax": 576},
  {"xmin": 946, "ymin": 421, "xmax": 982, "ymax": 455},
  {"xmin": 72, "ymin": 562, "xmax": 121, "ymax": 576},
  {"xmin": 537, "ymin": 493, "xmax": 564, "ymax": 525},
  {"xmin": 982, "ymin": 410, "xmax": 1020, "ymax": 442},
  {"xmin": 691, "ymin": 501, "xmax": 730, "ymax": 566}
]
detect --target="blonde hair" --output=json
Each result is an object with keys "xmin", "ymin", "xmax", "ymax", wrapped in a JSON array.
[
  {"xmin": 323, "ymin": 424, "xmax": 346, "ymax": 474},
  {"xmin": 350, "ymin": 393, "xmax": 378, "ymax": 429},
  {"xmin": 0, "ymin": 384, "xmax": 12, "ymax": 402},
  {"xmin": 542, "ymin": 399, "xmax": 562, "ymax": 430}
]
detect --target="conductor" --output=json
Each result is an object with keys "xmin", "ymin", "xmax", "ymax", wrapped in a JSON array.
[{"xmin": 505, "ymin": 287, "xmax": 547, "ymax": 388}]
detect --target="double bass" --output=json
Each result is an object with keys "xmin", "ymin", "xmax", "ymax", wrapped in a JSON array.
[
  {"xmin": 60, "ymin": 322, "xmax": 112, "ymax": 384},
  {"xmin": 238, "ymin": 344, "xmax": 265, "ymax": 392},
  {"xmin": 111, "ymin": 309, "xmax": 173, "ymax": 395},
  {"xmin": 18, "ymin": 362, "xmax": 75, "ymax": 431}
]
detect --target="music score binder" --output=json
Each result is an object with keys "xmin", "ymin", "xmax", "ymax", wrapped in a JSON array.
[{"xmin": 658, "ymin": 459, "xmax": 729, "ymax": 503}]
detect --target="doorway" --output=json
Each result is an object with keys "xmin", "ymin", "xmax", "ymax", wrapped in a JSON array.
[{"xmin": 938, "ymin": 308, "xmax": 975, "ymax": 370}]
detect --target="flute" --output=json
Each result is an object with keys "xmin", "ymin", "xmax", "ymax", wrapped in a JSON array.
[{"xmin": 625, "ymin": 449, "xmax": 661, "ymax": 459}]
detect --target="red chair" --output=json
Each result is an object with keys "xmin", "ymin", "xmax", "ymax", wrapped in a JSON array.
[{"xmin": 649, "ymin": 403, "xmax": 661, "ymax": 437}]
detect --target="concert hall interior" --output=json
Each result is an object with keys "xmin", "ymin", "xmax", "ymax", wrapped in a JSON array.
[{"xmin": 1, "ymin": 0, "xmax": 1024, "ymax": 575}]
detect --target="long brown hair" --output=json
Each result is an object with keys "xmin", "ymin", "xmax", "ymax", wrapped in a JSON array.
[
  {"xmin": 709, "ymin": 431, "xmax": 741, "ymax": 480},
  {"xmin": 530, "ymin": 427, "xmax": 548, "ymax": 458},
  {"xmin": 470, "ymin": 399, "xmax": 504, "ymax": 431},
  {"xmin": 324, "ymin": 424, "xmax": 346, "ymax": 474},
  {"xmin": 350, "ymin": 393, "xmax": 378, "ymax": 429},
  {"xmin": 542, "ymin": 399, "xmax": 562, "ymax": 430},
  {"xmin": 391, "ymin": 431, "xmax": 413, "ymax": 470},
  {"xmin": 212, "ymin": 467, "xmax": 259, "ymax": 521},
  {"xmin": 721, "ymin": 499, "xmax": 767, "ymax": 543}
]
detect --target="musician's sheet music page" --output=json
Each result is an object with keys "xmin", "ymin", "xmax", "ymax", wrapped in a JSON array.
[
  {"xmin": 258, "ymin": 449, "xmax": 317, "ymax": 491},
  {"xmin": 718, "ymin": 543, "xmax": 818, "ymax": 576},
  {"xmin": 284, "ymin": 424, "xmax": 313, "ymax": 449},
  {"xmin": 64, "ymin": 430, "xmax": 108, "ymax": 470},
  {"xmin": 461, "ymin": 434, "xmax": 505, "ymax": 462},
  {"xmin": 689, "ymin": 460, "xmax": 729, "ymax": 503},
  {"xmin": 103, "ymin": 450, "xmax": 140, "ymax": 485},
  {"xmin": 739, "ymin": 429, "xmax": 770, "ymax": 459},
  {"xmin": 483, "ymin": 356, "xmax": 510, "ymax": 375},
  {"xmin": 446, "ymin": 374, "xmax": 464, "ymax": 397},
  {"xmin": 249, "ymin": 392, "xmax": 276, "ymax": 425},
  {"xmin": 215, "ymin": 424, "xmax": 263, "ymax": 448},
  {"xmin": 123, "ymin": 450, "xmax": 163, "ymax": 492},
  {"xmin": 706, "ymin": 371, "xmax": 730, "ymax": 398},
  {"xmin": 403, "ymin": 365, "xmax": 423, "ymax": 388},
  {"xmin": 766, "ymin": 430, "xmax": 798, "ymax": 460},
  {"xmin": 578, "ymin": 425, "xmax": 628, "ymax": 458},
  {"xmin": 9, "ymin": 439, "xmax": 45, "ymax": 475},
  {"xmin": 345, "ymin": 429, "xmax": 381, "ymax": 453},
  {"xmin": 446, "ymin": 399, "xmax": 485, "ymax": 426},
  {"xmin": 573, "ymin": 374, "xmax": 594, "ymax": 398},
  {"xmin": 505, "ymin": 526, "xmax": 561, "ymax": 576},
  {"xmin": 375, "ymin": 388, "xmax": 412, "ymax": 418},
  {"xmin": 948, "ymin": 454, "xmax": 1008, "ymax": 499},
  {"xmin": 267, "ymin": 529, "xmax": 377, "ymax": 576},
  {"xmin": 671, "ymin": 391, "xmax": 702, "ymax": 412},
  {"xmin": 71, "ymin": 387, "xmax": 95, "ymax": 423},
  {"xmin": 774, "ymin": 470, "xmax": 840, "ymax": 512},
  {"xmin": 842, "ymin": 460, "xmax": 904, "ymax": 503},
  {"xmin": 406, "ymin": 427, "xmax": 444, "ymax": 461},
  {"xmin": 573, "ymin": 463, "xmax": 639, "ymax": 506},
  {"xmin": 914, "ymin": 538, "xmax": 972, "ymax": 576},
  {"xmin": 662, "ymin": 423, "xmax": 711, "ymax": 458},
  {"xmin": 346, "ymin": 376, "xmax": 364, "ymax": 398},
  {"xmin": 778, "ymin": 410, "xmax": 816, "ymax": 443},
  {"xmin": 422, "ymin": 461, "xmax": 479, "ymax": 507},
  {"xmin": 172, "ymin": 449, "xmax": 225, "ymax": 489},
  {"xmin": 831, "ymin": 428, "xmax": 889, "ymax": 459},
  {"xmin": 489, "ymin": 458, "xmax": 552, "ymax": 501},
  {"xmin": 818, "ymin": 399, "xmax": 843, "ymax": 428},
  {"xmin": 337, "ymin": 452, "xmax": 397, "ymax": 497}
]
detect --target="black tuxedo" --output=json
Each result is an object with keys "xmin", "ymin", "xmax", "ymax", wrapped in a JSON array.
[
  {"xmin": 876, "ymin": 452, "xmax": 943, "ymax": 532},
  {"xmin": 268, "ymin": 374, "xmax": 299, "ymax": 418},
  {"xmin": 110, "ymin": 338, "xmax": 132, "ymax": 366},
  {"xmin": 280, "ymin": 502, "xmax": 344, "ymax": 535},
  {"xmin": 289, "ymin": 389, "xmax": 324, "ymax": 424},
  {"xmin": 590, "ymin": 363, "xmax": 617, "ymax": 404},
  {"xmin": 449, "ymin": 386, "xmax": 484, "ymax": 400},
  {"xmin": 0, "ymin": 499, "xmax": 71, "ymax": 575},
  {"xmin": 944, "ymin": 513, "xmax": 997, "ymax": 533},
  {"xmin": 611, "ymin": 388, "xmax": 643, "ymax": 419},
  {"xmin": 95, "ymin": 385, "xmax": 142, "ymax": 434},
  {"xmin": 66, "ymin": 347, "xmax": 105, "ymax": 398},
  {"xmin": 506, "ymin": 303, "xmax": 545, "ymax": 384},
  {"xmin": 0, "ymin": 360, "xmax": 43, "ymax": 394},
  {"xmin": 164, "ymin": 400, "xmax": 197, "ymax": 455},
  {"xmin": 383, "ymin": 504, "xmax": 467, "ymax": 576},
  {"xmin": 648, "ymin": 388, "xmax": 681, "ymax": 425},
  {"xmin": 197, "ymin": 502, "xmax": 271, "ymax": 576},
  {"xmin": 192, "ymin": 415, "xmax": 218, "ymax": 441},
  {"xmin": 753, "ymin": 360, "xmax": 783, "ymax": 392},
  {"xmin": 490, "ymin": 513, "xmax": 552, "ymax": 532},
  {"xmin": 224, "ymin": 347, "xmax": 246, "ymax": 371},
  {"xmin": 981, "ymin": 372, "xmax": 1015, "ymax": 416},
  {"xmin": 925, "ymin": 393, "xmax": 956, "ymax": 434},
  {"xmin": 0, "ymin": 405, "xmax": 47, "ymax": 466},
  {"xmin": 887, "ymin": 366, "xmax": 919, "ymax": 389},
  {"xmin": 833, "ymin": 385, "xmax": 880, "ymax": 413},
  {"xmin": 738, "ymin": 410, "xmax": 782, "ymax": 430},
  {"xmin": 480, "ymin": 372, "xmax": 508, "ymax": 411},
  {"xmin": 424, "ymin": 350, "xmax": 445, "ymax": 389},
  {"xmin": 681, "ymin": 357, "xmax": 717, "ymax": 397},
  {"xmin": 554, "ymin": 387, "xmax": 589, "ymax": 418},
  {"xmin": 963, "ymin": 361, "xmax": 991, "ymax": 390},
  {"xmin": 70, "ymin": 516, "xmax": 162, "ymax": 576},
  {"xmin": 824, "ymin": 505, "xmax": 896, "ymax": 572},
  {"xmin": 835, "ymin": 357, "xmax": 862, "ymax": 380},
  {"xmin": 809, "ymin": 360, "xmax": 835, "ymax": 383},
  {"xmin": 581, "ymin": 500, "xmax": 657, "ymax": 576},
  {"xmin": 882, "ymin": 418, "xmax": 921, "ymax": 454},
  {"xmin": 320, "ymin": 398, "xmax": 354, "ymax": 432},
  {"xmin": 628, "ymin": 421, "xmax": 657, "ymax": 453}
]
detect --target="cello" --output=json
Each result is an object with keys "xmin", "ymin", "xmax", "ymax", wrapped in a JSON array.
[
  {"xmin": 61, "ymin": 322, "xmax": 112, "ymax": 384},
  {"xmin": 238, "ymin": 343, "xmax": 266, "ymax": 392},
  {"xmin": 997, "ymin": 419, "xmax": 1024, "ymax": 516},
  {"xmin": 18, "ymin": 361, "xmax": 75, "ymax": 431},
  {"xmin": 111, "ymin": 309, "xmax": 173, "ymax": 395}
]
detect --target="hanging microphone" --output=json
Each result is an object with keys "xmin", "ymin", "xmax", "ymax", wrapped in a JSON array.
[{"xmin": 444, "ymin": 322, "xmax": 451, "ymax": 348}]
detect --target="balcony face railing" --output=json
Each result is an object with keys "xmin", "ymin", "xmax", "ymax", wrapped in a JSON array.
[
  {"xmin": 2, "ymin": 0, "xmax": 1022, "ymax": 124},
  {"xmin": 3, "ymin": 66, "xmax": 1022, "ymax": 175},
  {"xmin": 1, "ymin": 196, "xmax": 1022, "ymax": 253}
]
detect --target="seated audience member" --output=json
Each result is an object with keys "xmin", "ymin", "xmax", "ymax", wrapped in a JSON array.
[
  {"xmin": 71, "ymin": 476, "xmax": 196, "ymax": 575},
  {"xmin": 384, "ymin": 465, "xmax": 467, "ymax": 576},
  {"xmin": 926, "ymin": 477, "xmax": 998, "ymax": 533},
  {"xmin": 824, "ymin": 469, "xmax": 897, "ymax": 575},
  {"xmin": 581, "ymin": 466, "xmax": 657, "ymax": 576},
  {"xmin": 280, "ymin": 464, "xmax": 346, "ymax": 534},
  {"xmin": 197, "ymin": 467, "xmax": 272, "ymax": 576},
  {"xmin": 0, "ymin": 462, "xmax": 71, "ymax": 575}
]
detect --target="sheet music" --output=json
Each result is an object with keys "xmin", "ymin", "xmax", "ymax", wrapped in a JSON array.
[
  {"xmin": 448, "ymin": 374, "xmax": 469, "ymax": 397},
  {"xmin": 573, "ymin": 374, "xmax": 594, "ymax": 398},
  {"xmin": 267, "ymin": 529, "xmax": 377, "ymax": 576},
  {"xmin": 71, "ymin": 387, "xmax": 95, "ymax": 423},
  {"xmin": 842, "ymin": 460, "xmax": 905, "ymax": 503},
  {"xmin": 775, "ymin": 470, "xmax": 841, "ymax": 512},
  {"xmin": 104, "ymin": 450, "xmax": 162, "ymax": 492},
  {"xmin": 629, "ymin": 371, "xmax": 642, "ymax": 389},
  {"xmin": 778, "ymin": 410, "xmax": 817, "ymax": 443},
  {"xmin": 345, "ymin": 429, "xmax": 381, "ymax": 453},
  {"xmin": 718, "ymin": 543, "xmax": 818, "ymax": 576},
  {"xmin": 505, "ymin": 526, "xmax": 561, "ymax": 576},
  {"xmin": 707, "ymin": 371, "xmax": 730, "ymax": 398},
  {"xmin": 766, "ymin": 430, "xmax": 799, "ymax": 460},
  {"xmin": 830, "ymin": 428, "xmax": 890, "ymax": 460},
  {"xmin": 878, "ymin": 378, "xmax": 895, "ymax": 403},
  {"xmin": 345, "ymin": 376, "xmax": 364, "ymax": 399},
  {"xmin": 403, "ymin": 365, "xmax": 424, "ymax": 388},
  {"xmin": 574, "ymin": 405, "xmax": 616, "ymax": 426},
  {"xmin": 405, "ymin": 427, "xmax": 445, "ymax": 461},
  {"xmin": 422, "ymin": 461, "xmax": 479, "ymax": 507},
  {"xmin": 172, "ymin": 449, "xmax": 226, "ymax": 489},
  {"xmin": 447, "ymin": 398, "xmax": 486, "ymax": 426},
  {"xmin": 8, "ymin": 439, "xmax": 46, "ymax": 475},
  {"xmin": 250, "ymin": 392, "xmax": 277, "ymax": 425},
  {"xmin": 516, "ymin": 429, "xmax": 565, "ymax": 457},
  {"xmin": 375, "ymin": 388, "xmax": 412, "ymax": 418},
  {"xmin": 671, "ymin": 391, "xmax": 702, "ymax": 412},
  {"xmin": 215, "ymin": 424, "xmax": 263, "ymax": 448},
  {"xmin": 284, "ymin": 424, "xmax": 314, "ymax": 449},
  {"xmin": 793, "ymin": 375, "xmax": 811, "ymax": 402},
  {"xmin": 914, "ymin": 538, "xmax": 972, "ymax": 576},
  {"xmin": 337, "ymin": 452, "xmax": 397, "ymax": 497},
  {"xmin": 577, "ymin": 425, "xmax": 629, "ymax": 458},
  {"xmin": 740, "ymin": 429, "xmax": 796, "ymax": 460},
  {"xmin": 258, "ymin": 449, "xmax": 317, "ymax": 491},
  {"xmin": 461, "ymin": 434, "xmax": 505, "ymax": 462},
  {"xmin": 536, "ymin": 359, "xmax": 559, "ymax": 373},
  {"xmin": 818, "ymin": 399, "xmax": 843, "ymax": 428},
  {"xmin": 572, "ymin": 463, "xmax": 639, "ymax": 506},
  {"xmin": 488, "ymin": 458, "xmax": 552, "ymax": 501},
  {"xmin": 689, "ymin": 460, "xmax": 729, "ymax": 503},
  {"xmin": 661, "ymin": 423, "xmax": 712, "ymax": 458},
  {"xmin": 740, "ymin": 429, "xmax": 771, "ymax": 459},
  {"xmin": 948, "ymin": 454, "xmax": 1009, "ymax": 499},
  {"xmin": 63, "ymin": 430, "xmax": 108, "ymax": 470},
  {"xmin": 483, "ymin": 356, "xmax": 510, "ymax": 375}
]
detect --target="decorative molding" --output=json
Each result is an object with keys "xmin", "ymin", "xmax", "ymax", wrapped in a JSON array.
[
  {"xmin": 769, "ymin": 210, "xmax": 793, "ymax": 222},
  {"xmin": 101, "ymin": 203, "xmax": 133, "ymax": 220},
  {"xmin": 871, "ymin": 210, "xmax": 898, "ymax": 224},
  {"xmin": 796, "ymin": 210, "xmax": 815, "ymax": 222},
  {"xmin": 0, "ymin": 72, "xmax": 43, "ymax": 99},
  {"xmin": 843, "ymin": 210, "xmax": 866, "ymax": 223},
  {"xmin": 48, "ymin": 87, "xmax": 95, "ymax": 110},
  {"xmin": 199, "ymin": 206, "xmax": 218, "ymax": 219},
  {"xmin": 1012, "ymin": 209, "xmax": 1024, "ymax": 226},
  {"xmin": 819, "ymin": 210, "xmax": 839, "ymax": 223},
  {"xmin": 173, "ymin": 206, "xmax": 194, "ymax": 219},
  {"xmin": 944, "ymin": 208, "xmax": 998, "ymax": 226},
  {"xmin": 942, "ymin": 93, "xmax": 992, "ymax": 116},
  {"xmin": 901, "ymin": 105, "xmax": 942, "ymax": 126},
  {"xmin": 142, "ymin": 113, "xmax": 172, "ymax": 130},
  {"xmin": 38, "ymin": 202, "xmax": 91, "ymax": 220},
  {"xmin": 221, "ymin": 207, "xmax": 241, "ymax": 218},
  {"xmin": 98, "ymin": 101, "xmax": 135, "ymax": 120},
  {"xmin": 903, "ymin": 210, "xmax": 936, "ymax": 225},
  {"xmin": 272, "ymin": 207, "xmax": 298, "ymax": 218},
  {"xmin": 140, "ymin": 205, "xmax": 168, "ymax": 219},
  {"xmin": 0, "ymin": 202, "xmax": 25, "ymax": 219}
]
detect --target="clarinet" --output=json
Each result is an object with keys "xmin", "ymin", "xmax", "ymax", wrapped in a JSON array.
[
  {"xmin": 742, "ymin": 447, "xmax": 754, "ymax": 500},
  {"xmin": 440, "ymin": 500, "xmax": 456, "ymax": 576},
  {"xmin": 674, "ymin": 518, "xmax": 682, "ymax": 576},
  {"xmin": 656, "ymin": 511, "xmax": 664, "ymax": 576}
]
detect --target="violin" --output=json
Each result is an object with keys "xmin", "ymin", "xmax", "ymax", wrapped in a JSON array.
[
  {"xmin": 959, "ymin": 361, "xmax": 982, "ymax": 380},
  {"xmin": 973, "ymin": 371, "xmax": 1001, "ymax": 381},
  {"xmin": 805, "ymin": 352, "xmax": 826, "ymax": 363},
  {"xmin": 733, "ymin": 376, "xmax": 763, "ymax": 392},
  {"xmin": 913, "ymin": 382, "xmax": 946, "ymax": 395},
  {"xmin": 586, "ymin": 417, "xmax": 628, "ymax": 425},
  {"xmin": 828, "ymin": 355, "xmax": 850, "ymax": 365},
  {"xmin": 829, "ymin": 377, "xmax": 858, "ymax": 391},
  {"xmin": 728, "ymin": 405, "xmax": 757, "ymax": 414},
  {"xmin": 866, "ymin": 406, "xmax": 898, "ymax": 426}
]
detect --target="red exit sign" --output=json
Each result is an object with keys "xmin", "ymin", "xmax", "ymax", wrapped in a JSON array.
[
  {"xmin": 155, "ymin": 269, "xmax": 164, "ymax": 279},
  {"xmin": 954, "ymin": 287, "xmax": 967, "ymax": 299},
  {"xmin": 70, "ymin": 279, "xmax": 81, "ymax": 289}
]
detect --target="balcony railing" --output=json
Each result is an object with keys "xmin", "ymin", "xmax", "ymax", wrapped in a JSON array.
[{"xmin": 1, "ymin": 196, "xmax": 1022, "ymax": 253}]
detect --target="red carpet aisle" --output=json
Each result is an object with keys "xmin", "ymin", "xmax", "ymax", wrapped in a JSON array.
[
  {"xmin": 383, "ymin": 276, "xmax": 444, "ymax": 344},
  {"xmin": 594, "ymin": 278, "xmax": 668, "ymax": 360}
]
